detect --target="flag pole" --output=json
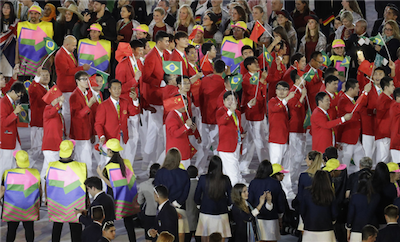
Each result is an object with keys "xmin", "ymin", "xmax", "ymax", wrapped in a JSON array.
[
  {"xmin": 258, "ymin": 20, "xmax": 274, "ymax": 39},
  {"xmin": 345, "ymin": 56, "xmax": 351, "ymax": 82},
  {"xmin": 40, "ymin": 48, "xmax": 58, "ymax": 68},
  {"xmin": 351, "ymin": 103, "xmax": 360, "ymax": 113},
  {"xmin": 180, "ymin": 61, "xmax": 190, "ymax": 119},
  {"xmin": 80, "ymin": 62, "xmax": 110, "ymax": 76},
  {"xmin": 379, "ymin": 32, "xmax": 392, "ymax": 61},
  {"xmin": 263, "ymin": 44, "xmax": 265, "ymax": 71},
  {"xmin": 254, "ymin": 73, "xmax": 260, "ymax": 99},
  {"xmin": 200, "ymin": 51, "xmax": 209, "ymax": 69}
]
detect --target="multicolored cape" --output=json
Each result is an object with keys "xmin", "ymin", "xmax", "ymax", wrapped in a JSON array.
[
  {"xmin": 77, "ymin": 38, "xmax": 111, "ymax": 77},
  {"xmin": 46, "ymin": 161, "xmax": 87, "ymax": 223},
  {"xmin": 221, "ymin": 36, "xmax": 254, "ymax": 72},
  {"xmin": 2, "ymin": 168, "xmax": 40, "ymax": 222},
  {"xmin": 105, "ymin": 159, "xmax": 138, "ymax": 220},
  {"xmin": 0, "ymin": 20, "xmax": 18, "ymax": 73},
  {"xmin": 17, "ymin": 21, "xmax": 54, "ymax": 76}
]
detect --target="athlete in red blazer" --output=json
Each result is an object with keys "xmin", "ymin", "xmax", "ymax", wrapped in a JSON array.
[
  {"xmin": 288, "ymin": 85, "xmax": 306, "ymax": 134},
  {"xmin": 115, "ymin": 57, "xmax": 139, "ymax": 101},
  {"xmin": 241, "ymin": 71, "xmax": 267, "ymax": 121},
  {"xmin": 69, "ymin": 87, "xmax": 94, "ymax": 140},
  {"xmin": 169, "ymin": 49, "xmax": 189, "ymax": 76},
  {"xmin": 375, "ymin": 93, "xmax": 394, "ymax": 140},
  {"xmin": 216, "ymin": 106, "xmax": 243, "ymax": 153},
  {"xmin": 0, "ymin": 95, "xmax": 20, "ymax": 149},
  {"xmin": 199, "ymin": 74, "xmax": 225, "ymax": 124},
  {"xmin": 304, "ymin": 63, "xmax": 324, "ymax": 111},
  {"xmin": 390, "ymin": 99, "xmax": 400, "ymax": 151},
  {"xmin": 162, "ymin": 84, "xmax": 179, "ymax": 123},
  {"xmin": 360, "ymin": 81, "xmax": 380, "ymax": 137},
  {"xmin": 165, "ymin": 110, "xmax": 200, "ymax": 160},
  {"xmin": 282, "ymin": 65, "xmax": 296, "ymax": 89},
  {"xmin": 28, "ymin": 82, "xmax": 48, "ymax": 128},
  {"xmin": 142, "ymin": 46, "xmax": 165, "ymax": 106},
  {"xmin": 54, "ymin": 45, "xmax": 86, "ymax": 93},
  {"xmin": 42, "ymin": 103, "xmax": 64, "ymax": 151},
  {"xmin": 263, "ymin": 52, "xmax": 286, "ymax": 100}
]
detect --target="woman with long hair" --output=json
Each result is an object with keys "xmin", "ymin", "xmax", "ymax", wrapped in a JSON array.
[
  {"xmin": 154, "ymin": 148, "xmax": 191, "ymax": 242},
  {"xmin": 339, "ymin": 0, "xmax": 363, "ymax": 23},
  {"xmin": 194, "ymin": 155, "xmax": 232, "ymax": 241},
  {"xmin": 175, "ymin": 4, "xmax": 195, "ymax": 34},
  {"xmin": 273, "ymin": 26, "xmax": 291, "ymax": 65},
  {"xmin": 116, "ymin": 4, "xmax": 140, "ymax": 43},
  {"xmin": 346, "ymin": 171, "xmax": 380, "ymax": 242},
  {"xmin": 247, "ymin": 5, "xmax": 273, "ymax": 50},
  {"xmin": 290, "ymin": 0, "xmax": 315, "ymax": 43},
  {"xmin": 300, "ymin": 170, "xmax": 337, "ymax": 241},
  {"xmin": 276, "ymin": 10, "xmax": 297, "ymax": 58},
  {"xmin": 298, "ymin": 15, "xmax": 327, "ymax": 62},
  {"xmin": 374, "ymin": 20, "xmax": 400, "ymax": 68},
  {"xmin": 96, "ymin": 139, "xmax": 138, "ymax": 242},
  {"xmin": 0, "ymin": 1, "xmax": 18, "ymax": 77},
  {"xmin": 55, "ymin": 3, "xmax": 83, "ymax": 46},
  {"xmin": 223, "ymin": 4, "xmax": 247, "ymax": 36},
  {"xmin": 202, "ymin": 11, "xmax": 222, "ymax": 44},
  {"xmin": 248, "ymin": 160, "xmax": 285, "ymax": 242},
  {"xmin": 335, "ymin": 11, "xmax": 354, "ymax": 40},
  {"xmin": 231, "ymin": 183, "xmax": 269, "ymax": 242}
]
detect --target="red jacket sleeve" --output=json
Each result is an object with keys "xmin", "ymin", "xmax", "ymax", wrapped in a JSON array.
[
  {"xmin": 95, "ymin": 103, "xmax": 106, "ymax": 138},
  {"xmin": 43, "ymin": 103, "xmax": 61, "ymax": 119}
]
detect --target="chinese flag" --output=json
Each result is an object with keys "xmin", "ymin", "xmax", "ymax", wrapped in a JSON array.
[
  {"xmin": 200, "ymin": 55, "xmax": 213, "ymax": 75},
  {"xmin": 249, "ymin": 21, "xmax": 266, "ymax": 43},
  {"xmin": 188, "ymin": 28, "xmax": 198, "ymax": 40},
  {"xmin": 115, "ymin": 42, "xmax": 133, "ymax": 62},
  {"xmin": 190, "ymin": 79, "xmax": 201, "ymax": 104},
  {"xmin": 163, "ymin": 95, "xmax": 185, "ymax": 112},
  {"xmin": 358, "ymin": 60, "xmax": 373, "ymax": 77}
]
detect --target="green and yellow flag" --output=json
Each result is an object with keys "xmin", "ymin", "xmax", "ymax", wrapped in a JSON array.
[
  {"xmin": 18, "ymin": 104, "xmax": 29, "ymax": 123},
  {"xmin": 163, "ymin": 61, "xmax": 182, "ymax": 75},
  {"xmin": 302, "ymin": 68, "xmax": 316, "ymax": 82},
  {"xmin": 263, "ymin": 45, "xmax": 273, "ymax": 67},
  {"xmin": 370, "ymin": 35, "xmax": 385, "ymax": 46},
  {"xmin": 340, "ymin": 56, "xmax": 351, "ymax": 69},
  {"xmin": 44, "ymin": 37, "xmax": 58, "ymax": 54},
  {"xmin": 321, "ymin": 51, "xmax": 332, "ymax": 66},
  {"xmin": 230, "ymin": 74, "xmax": 243, "ymax": 91},
  {"xmin": 249, "ymin": 72, "xmax": 260, "ymax": 85}
]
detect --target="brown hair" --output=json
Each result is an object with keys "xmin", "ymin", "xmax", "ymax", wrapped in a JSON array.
[
  {"xmin": 162, "ymin": 148, "xmax": 181, "ymax": 170},
  {"xmin": 231, "ymin": 183, "xmax": 250, "ymax": 213},
  {"xmin": 156, "ymin": 231, "xmax": 175, "ymax": 242},
  {"xmin": 305, "ymin": 151, "xmax": 324, "ymax": 175}
]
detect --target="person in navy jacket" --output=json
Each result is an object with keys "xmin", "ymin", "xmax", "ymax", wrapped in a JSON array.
[
  {"xmin": 194, "ymin": 155, "xmax": 232, "ymax": 240},
  {"xmin": 300, "ymin": 170, "xmax": 338, "ymax": 242},
  {"xmin": 248, "ymin": 160, "xmax": 286, "ymax": 242},
  {"xmin": 376, "ymin": 205, "xmax": 400, "ymax": 242},
  {"xmin": 154, "ymin": 148, "xmax": 190, "ymax": 242}
]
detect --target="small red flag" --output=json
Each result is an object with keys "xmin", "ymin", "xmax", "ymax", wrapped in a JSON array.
[
  {"xmin": 163, "ymin": 96, "xmax": 185, "ymax": 112},
  {"xmin": 200, "ymin": 55, "xmax": 213, "ymax": 75},
  {"xmin": 358, "ymin": 60, "xmax": 374, "ymax": 77},
  {"xmin": 115, "ymin": 42, "xmax": 133, "ymax": 62},
  {"xmin": 189, "ymin": 28, "xmax": 198, "ymax": 40},
  {"xmin": 249, "ymin": 21, "xmax": 266, "ymax": 43}
]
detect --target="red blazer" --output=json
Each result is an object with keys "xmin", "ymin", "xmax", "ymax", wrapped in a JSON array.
[
  {"xmin": 241, "ymin": 72, "xmax": 267, "ymax": 121},
  {"xmin": 390, "ymin": 102, "xmax": 400, "ymax": 150},
  {"xmin": 95, "ymin": 97, "xmax": 140, "ymax": 144},
  {"xmin": 199, "ymin": 74, "xmax": 225, "ymax": 124},
  {"xmin": 395, "ymin": 59, "xmax": 400, "ymax": 88},
  {"xmin": 115, "ymin": 57, "xmax": 138, "ymax": 101},
  {"xmin": 188, "ymin": 63, "xmax": 199, "ymax": 77},
  {"xmin": 288, "ymin": 86, "xmax": 306, "ymax": 133},
  {"xmin": 28, "ymin": 83, "xmax": 47, "ymax": 127},
  {"xmin": 165, "ymin": 110, "xmax": 200, "ymax": 160},
  {"xmin": 216, "ymin": 106, "xmax": 243, "ymax": 152},
  {"xmin": 268, "ymin": 97, "xmax": 289, "ymax": 144},
  {"xmin": 89, "ymin": 90, "xmax": 103, "ymax": 136},
  {"xmin": 375, "ymin": 93, "xmax": 394, "ymax": 140},
  {"xmin": 69, "ymin": 88, "xmax": 93, "ymax": 140},
  {"xmin": 42, "ymin": 103, "xmax": 64, "ymax": 151},
  {"xmin": 282, "ymin": 65, "xmax": 296, "ymax": 89},
  {"xmin": 0, "ymin": 96, "xmax": 20, "ymax": 149},
  {"xmin": 304, "ymin": 64, "xmax": 324, "ymax": 111},
  {"xmin": 162, "ymin": 85, "xmax": 179, "ymax": 123},
  {"xmin": 311, "ymin": 107, "xmax": 344, "ymax": 153},
  {"xmin": 199, "ymin": 56, "xmax": 213, "ymax": 76},
  {"xmin": 239, "ymin": 61, "xmax": 249, "ymax": 76},
  {"xmin": 319, "ymin": 86, "xmax": 343, "ymax": 120},
  {"xmin": 163, "ymin": 49, "xmax": 172, "ymax": 61},
  {"xmin": 142, "ymin": 48, "xmax": 164, "ymax": 105},
  {"xmin": 336, "ymin": 94, "xmax": 365, "ymax": 144},
  {"xmin": 169, "ymin": 49, "xmax": 189, "ymax": 76},
  {"xmin": 360, "ymin": 85, "xmax": 379, "ymax": 136},
  {"xmin": 260, "ymin": 52, "xmax": 285, "ymax": 100},
  {"xmin": 54, "ymin": 47, "xmax": 84, "ymax": 93}
]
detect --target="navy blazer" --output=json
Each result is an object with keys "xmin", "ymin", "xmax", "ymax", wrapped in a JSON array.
[
  {"xmin": 79, "ymin": 192, "xmax": 116, "ymax": 226},
  {"xmin": 82, "ymin": 222, "xmax": 102, "ymax": 242},
  {"xmin": 293, "ymin": 172, "xmax": 313, "ymax": 210},
  {"xmin": 346, "ymin": 193, "xmax": 380, "ymax": 232},
  {"xmin": 155, "ymin": 201, "xmax": 179, "ymax": 242},
  {"xmin": 231, "ymin": 204, "xmax": 256, "ymax": 242},
  {"xmin": 346, "ymin": 168, "xmax": 372, "ymax": 196},
  {"xmin": 97, "ymin": 237, "xmax": 110, "ymax": 242},
  {"xmin": 394, "ymin": 197, "xmax": 400, "ymax": 224},
  {"xmin": 154, "ymin": 168, "xmax": 190, "ymax": 209},
  {"xmin": 376, "ymin": 223, "xmax": 400, "ymax": 242},
  {"xmin": 300, "ymin": 189, "xmax": 338, "ymax": 231},
  {"xmin": 194, "ymin": 174, "xmax": 232, "ymax": 215},
  {"xmin": 248, "ymin": 177, "xmax": 285, "ymax": 220},
  {"xmin": 376, "ymin": 183, "xmax": 397, "ymax": 224}
]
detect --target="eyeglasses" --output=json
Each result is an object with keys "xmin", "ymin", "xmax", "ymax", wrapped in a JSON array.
[{"xmin": 385, "ymin": 28, "xmax": 393, "ymax": 32}]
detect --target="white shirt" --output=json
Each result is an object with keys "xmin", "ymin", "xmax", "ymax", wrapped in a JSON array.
[
  {"xmin": 155, "ymin": 46, "xmax": 163, "ymax": 58},
  {"xmin": 174, "ymin": 109, "xmax": 190, "ymax": 130},
  {"xmin": 62, "ymin": 45, "xmax": 72, "ymax": 56},
  {"xmin": 129, "ymin": 56, "xmax": 139, "ymax": 73},
  {"xmin": 110, "ymin": 96, "xmax": 120, "ymax": 112},
  {"xmin": 158, "ymin": 199, "xmax": 168, "ymax": 211},
  {"xmin": 176, "ymin": 48, "xmax": 185, "ymax": 59},
  {"xmin": 345, "ymin": 93, "xmax": 355, "ymax": 103},
  {"xmin": 6, "ymin": 94, "xmax": 13, "ymax": 105}
]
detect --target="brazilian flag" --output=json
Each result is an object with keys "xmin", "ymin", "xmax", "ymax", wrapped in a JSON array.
[
  {"xmin": 230, "ymin": 74, "xmax": 243, "ymax": 91},
  {"xmin": 321, "ymin": 51, "xmax": 332, "ymax": 66},
  {"xmin": 163, "ymin": 61, "xmax": 182, "ymax": 75},
  {"xmin": 249, "ymin": 72, "xmax": 259, "ymax": 85},
  {"xmin": 340, "ymin": 56, "xmax": 351, "ymax": 69},
  {"xmin": 369, "ymin": 35, "xmax": 385, "ymax": 46},
  {"xmin": 263, "ymin": 45, "xmax": 273, "ymax": 67},
  {"xmin": 44, "ymin": 37, "xmax": 58, "ymax": 54},
  {"xmin": 302, "ymin": 68, "xmax": 316, "ymax": 82},
  {"xmin": 18, "ymin": 104, "xmax": 30, "ymax": 123}
]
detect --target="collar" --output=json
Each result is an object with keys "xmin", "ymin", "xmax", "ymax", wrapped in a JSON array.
[
  {"xmin": 358, "ymin": 31, "xmax": 367, "ymax": 37},
  {"xmin": 374, "ymin": 84, "xmax": 382, "ymax": 91},
  {"xmin": 385, "ymin": 92, "xmax": 394, "ymax": 99},
  {"xmin": 345, "ymin": 93, "xmax": 354, "ymax": 102},
  {"xmin": 40, "ymin": 82, "xmax": 49, "ymax": 89},
  {"xmin": 91, "ymin": 88, "xmax": 99, "ymax": 97},
  {"xmin": 294, "ymin": 85, "xmax": 302, "ymax": 93},
  {"xmin": 93, "ymin": 191, "xmax": 104, "ymax": 200},
  {"xmin": 174, "ymin": 109, "xmax": 183, "ymax": 117},
  {"xmin": 319, "ymin": 106, "xmax": 328, "ymax": 115},
  {"xmin": 6, "ymin": 94, "xmax": 13, "ymax": 104},
  {"xmin": 326, "ymin": 90, "xmax": 334, "ymax": 98},
  {"xmin": 248, "ymin": 71, "xmax": 255, "ymax": 76},
  {"xmin": 78, "ymin": 87, "xmax": 88, "ymax": 96},
  {"xmin": 158, "ymin": 199, "xmax": 168, "ymax": 211},
  {"xmin": 93, "ymin": 221, "xmax": 102, "ymax": 226},
  {"xmin": 189, "ymin": 62, "xmax": 196, "ymax": 68},
  {"xmin": 110, "ymin": 96, "xmax": 119, "ymax": 104},
  {"xmin": 166, "ymin": 49, "xmax": 172, "ymax": 54},
  {"xmin": 387, "ymin": 222, "xmax": 398, "ymax": 225},
  {"xmin": 176, "ymin": 48, "xmax": 185, "ymax": 59},
  {"xmin": 155, "ymin": 46, "xmax": 163, "ymax": 58},
  {"xmin": 62, "ymin": 46, "xmax": 72, "ymax": 55}
]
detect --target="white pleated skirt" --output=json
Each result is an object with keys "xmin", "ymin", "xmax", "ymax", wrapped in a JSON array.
[
  {"xmin": 195, "ymin": 213, "xmax": 231, "ymax": 237},
  {"xmin": 350, "ymin": 232, "xmax": 362, "ymax": 242},
  {"xmin": 257, "ymin": 219, "xmax": 280, "ymax": 241},
  {"xmin": 303, "ymin": 230, "xmax": 336, "ymax": 242},
  {"xmin": 176, "ymin": 208, "xmax": 190, "ymax": 233}
]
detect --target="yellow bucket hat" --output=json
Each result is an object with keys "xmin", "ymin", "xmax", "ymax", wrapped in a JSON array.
[
  {"xmin": 133, "ymin": 24, "xmax": 149, "ymax": 33},
  {"xmin": 13, "ymin": 150, "xmax": 30, "ymax": 168},
  {"xmin": 105, "ymin": 138, "xmax": 123, "ymax": 152},
  {"xmin": 323, "ymin": 158, "xmax": 347, "ymax": 172},
  {"xmin": 231, "ymin": 21, "xmax": 247, "ymax": 31},
  {"xmin": 271, "ymin": 164, "xmax": 289, "ymax": 176},
  {"xmin": 87, "ymin": 23, "xmax": 103, "ymax": 35},
  {"xmin": 28, "ymin": 5, "xmax": 42, "ymax": 14},
  {"xmin": 59, "ymin": 140, "xmax": 75, "ymax": 158},
  {"xmin": 387, "ymin": 162, "xmax": 400, "ymax": 172}
]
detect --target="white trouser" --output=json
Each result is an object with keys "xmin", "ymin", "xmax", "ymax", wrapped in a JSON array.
[
  {"xmin": 338, "ymin": 141, "xmax": 366, "ymax": 174},
  {"xmin": 239, "ymin": 114, "xmax": 252, "ymax": 171},
  {"xmin": 28, "ymin": 126, "xmax": 44, "ymax": 169},
  {"xmin": 74, "ymin": 140, "xmax": 93, "ymax": 176},
  {"xmin": 143, "ymin": 105, "xmax": 164, "ymax": 167},
  {"xmin": 92, "ymin": 136, "xmax": 101, "ymax": 169},
  {"xmin": 288, "ymin": 132, "xmax": 306, "ymax": 195},
  {"xmin": 349, "ymin": 232, "xmax": 361, "ymax": 242},
  {"xmin": 362, "ymin": 134, "xmax": 376, "ymax": 160},
  {"xmin": 127, "ymin": 115, "xmax": 140, "ymax": 165},
  {"xmin": 0, "ymin": 141, "xmax": 21, "ymax": 179},
  {"xmin": 139, "ymin": 110, "xmax": 150, "ymax": 158},
  {"xmin": 376, "ymin": 138, "xmax": 391, "ymax": 163},
  {"xmin": 61, "ymin": 92, "xmax": 72, "ymax": 136},
  {"xmin": 196, "ymin": 123, "xmax": 219, "ymax": 173},
  {"xmin": 269, "ymin": 143, "xmax": 288, "ymax": 165},
  {"xmin": 219, "ymin": 144, "xmax": 244, "ymax": 186},
  {"xmin": 41, "ymin": 150, "xmax": 59, "ymax": 191},
  {"xmin": 247, "ymin": 118, "xmax": 269, "ymax": 163},
  {"xmin": 181, "ymin": 159, "xmax": 191, "ymax": 170},
  {"xmin": 391, "ymin": 149, "xmax": 400, "ymax": 163}
]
